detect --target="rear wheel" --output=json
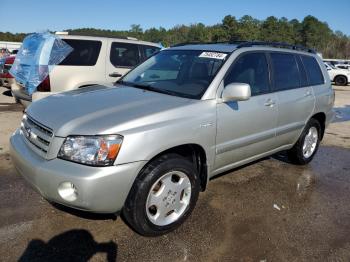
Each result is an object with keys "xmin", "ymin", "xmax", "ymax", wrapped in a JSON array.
[
  {"xmin": 334, "ymin": 75, "xmax": 348, "ymax": 86},
  {"xmin": 123, "ymin": 153, "xmax": 200, "ymax": 236},
  {"xmin": 288, "ymin": 119, "xmax": 321, "ymax": 165}
]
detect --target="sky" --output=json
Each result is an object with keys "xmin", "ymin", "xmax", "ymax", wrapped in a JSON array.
[{"xmin": 1, "ymin": 0, "xmax": 350, "ymax": 35}]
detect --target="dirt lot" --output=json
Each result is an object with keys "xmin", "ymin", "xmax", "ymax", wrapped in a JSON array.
[{"xmin": 0, "ymin": 86, "xmax": 349, "ymax": 261}]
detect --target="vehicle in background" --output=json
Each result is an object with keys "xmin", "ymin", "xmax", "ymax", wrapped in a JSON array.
[
  {"xmin": 323, "ymin": 59, "xmax": 350, "ymax": 66},
  {"xmin": 11, "ymin": 32, "xmax": 161, "ymax": 107},
  {"xmin": 11, "ymin": 41, "xmax": 334, "ymax": 236},
  {"xmin": 334, "ymin": 64, "xmax": 350, "ymax": 70},
  {"xmin": 0, "ymin": 55, "xmax": 15, "ymax": 89},
  {"xmin": 324, "ymin": 62, "xmax": 350, "ymax": 86},
  {"xmin": 0, "ymin": 48, "xmax": 10, "ymax": 59}
]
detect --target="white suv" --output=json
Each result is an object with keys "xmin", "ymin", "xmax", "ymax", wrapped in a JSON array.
[
  {"xmin": 11, "ymin": 33, "xmax": 161, "ymax": 106},
  {"xmin": 324, "ymin": 62, "xmax": 350, "ymax": 86}
]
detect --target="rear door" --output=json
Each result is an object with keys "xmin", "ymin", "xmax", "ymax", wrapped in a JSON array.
[
  {"xmin": 51, "ymin": 38, "xmax": 105, "ymax": 92},
  {"xmin": 270, "ymin": 52, "xmax": 315, "ymax": 147},
  {"xmin": 215, "ymin": 51, "xmax": 278, "ymax": 170},
  {"xmin": 106, "ymin": 41, "xmax": 141, "ymax": 82}
]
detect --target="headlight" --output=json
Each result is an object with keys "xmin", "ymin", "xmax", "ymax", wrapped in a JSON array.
[{"xmin": 58, "ymin": 135, "xmax": 123, "ymax": 166}]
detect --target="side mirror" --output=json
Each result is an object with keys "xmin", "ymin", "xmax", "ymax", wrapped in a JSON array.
[{"xmin": 222, "ymin": 83, "xmax": 251, "ymax": 102}]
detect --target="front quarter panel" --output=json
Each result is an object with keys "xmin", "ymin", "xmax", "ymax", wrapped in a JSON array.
[{"xmin": 112, "ymin": 100, "xmax": 217, "ymax": 170}]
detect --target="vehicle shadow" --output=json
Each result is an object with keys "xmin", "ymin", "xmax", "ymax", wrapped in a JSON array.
[{"xmin": 18, "ymin": 229, "xmax": 118, "ymax": 262}]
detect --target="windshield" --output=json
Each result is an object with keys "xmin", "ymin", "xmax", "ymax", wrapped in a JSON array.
[{"xmin": 120, "ymin": 50, "xmax": 228, "ymax": 99}]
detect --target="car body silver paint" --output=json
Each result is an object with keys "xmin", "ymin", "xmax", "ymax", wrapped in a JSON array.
[{"xmin": 10, "ymin": 44, "xmax": 335, "ymax": 213}]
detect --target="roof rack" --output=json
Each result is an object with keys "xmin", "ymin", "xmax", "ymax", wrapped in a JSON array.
[
  {"xmin": 171, "ymin": 40, "xmax": 248, "ymax": 47},
  {"xmin": 236, "ymin": 41, "xmax": 316, "ymax": 54},
  {"xmin": 171, "ymin": 40, "xmax": 315, "ymax": 54},
  {"xmin": 55, "ymin": 31, "xmax": 138, "ymax": 40}
]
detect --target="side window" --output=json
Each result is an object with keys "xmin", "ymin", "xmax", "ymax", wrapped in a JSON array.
[
  {"xmin": 301, "ymin": 55, "xmax": 324, "ymax": 85},
  {"xmin": 270, "ymin": 52, "xmax": 300, "ymax": 91},
  {"xmin": 143, "ymin": 45, "xmax": 160, "ymax": 59},
  {"xmin": 110, "ymin": 42, "xmax": 140, "ymax": 68},
  {"xmin": 224, "ymin": 52, "xmax": 270, "ymax": 96},
  {"xmin": 60, "ymin": 39, "xmax": 102, "ymax": 66},
  {"xmin": 295, "ymin": 55, "xmax": 308, "ymax": 87}
]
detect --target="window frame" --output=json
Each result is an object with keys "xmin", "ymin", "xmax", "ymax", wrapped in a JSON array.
[
  {"xmin": 109, "ymin": 42, "xmax": 142, "ymax": 69},
  {"xmin": 223, "ymin": 51, "xmax": 273, "ymax": 97}
]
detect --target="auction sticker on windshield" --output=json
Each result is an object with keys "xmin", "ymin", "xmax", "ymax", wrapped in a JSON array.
[{"xmin": 199, "ymin": 52, "xmax": 227, "ymax": 59}]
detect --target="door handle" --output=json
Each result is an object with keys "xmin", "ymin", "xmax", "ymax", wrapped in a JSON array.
[
  {"xmin": 109, "ymin": 72, "xmax": 122, "ymax": 77},
  {"xmin": 264, "ymin": 99, "xmax": 275, "ymax": 107},
  {"xmin": 304, "ymin": 91, "xmax": 312, "ymax": 97}
]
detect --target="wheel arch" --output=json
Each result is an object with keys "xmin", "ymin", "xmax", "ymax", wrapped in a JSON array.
[
  {"xmin": 334, "ymin": 74, "xmax": 348, "ymax": 84},
  {"xmin": 138, "ymin": 144, "xmax": 209, "ymax": 192},
  {"xmin": 310, "ymin": 112, "xmax": 326, "ymax": 140}
]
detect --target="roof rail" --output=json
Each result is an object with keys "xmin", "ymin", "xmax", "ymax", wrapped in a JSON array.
[
  {"xmin": 173, "ymin": 40, "xmax": 250, "ymax": 47},
  {"xmin": 171, "ymin": 41, "xmax": 315, "ymax": 54},
  {"xmin": 59, "ymin": 31, "xmax": 138, "ymax": 40},
  {"xmin": 236, "ymin": 41, "xmax": 316, "ymax": 54}
]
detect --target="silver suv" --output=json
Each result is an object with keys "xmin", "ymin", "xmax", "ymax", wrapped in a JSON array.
[{"xmin": 10, "ymin": 42, "xmax": 335, "ymax": 236}]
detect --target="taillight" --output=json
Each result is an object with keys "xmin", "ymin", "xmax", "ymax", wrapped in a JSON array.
[{"xmin": 36, "ymin": 75, "xmax": 51, "ymax": 92}]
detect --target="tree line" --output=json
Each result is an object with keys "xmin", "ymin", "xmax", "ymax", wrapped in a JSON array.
[{"xmin": 1, "ymin": 15, "xmax": 349, "ymax": 59}]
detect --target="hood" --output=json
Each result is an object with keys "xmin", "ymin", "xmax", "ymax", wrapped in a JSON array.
[{"xmin": 26, "ymin": 85, "xmax": 195, "ymax": 137}]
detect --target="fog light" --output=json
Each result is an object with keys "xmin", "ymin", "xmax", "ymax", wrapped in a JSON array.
[{"xmin": 58, "ymin": 182, "xmax": 78, "ymax": 202}]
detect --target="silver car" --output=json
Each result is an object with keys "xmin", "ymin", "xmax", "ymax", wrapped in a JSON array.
[{"xmin": 10, "ymin": 42, "xmax": 335, "ymax": 236}]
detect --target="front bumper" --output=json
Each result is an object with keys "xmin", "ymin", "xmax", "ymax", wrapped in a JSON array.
[{"xmin": 10, "ymin": 129, "xmax": 146, "ymax": 213}]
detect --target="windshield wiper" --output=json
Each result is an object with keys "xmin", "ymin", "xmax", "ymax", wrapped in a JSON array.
[{"xmin": 119, "ymin": 81, "xmax": 194, "ymax": 99}]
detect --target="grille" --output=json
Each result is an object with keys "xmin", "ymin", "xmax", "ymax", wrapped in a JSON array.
[{"xmin": 21, "ymin": 114, "xmax": 53, "ymax": 157}]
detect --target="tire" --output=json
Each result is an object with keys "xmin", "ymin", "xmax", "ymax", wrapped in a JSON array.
[
  {"xmin": 288, "ymin": 118, "xmax": 321, "ymax": 165},
  {"xmin": 123, "ymin": 153, "xmax": 200, "ymax": 236},
  {"xmin": 334, "ymin": 75, "xmax": 348, "ymax": 86}
]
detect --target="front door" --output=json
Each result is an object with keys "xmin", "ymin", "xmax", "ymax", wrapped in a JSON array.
[{"xmin": 215, "ymin": 52, "xmax": 278, "ymax": 171}]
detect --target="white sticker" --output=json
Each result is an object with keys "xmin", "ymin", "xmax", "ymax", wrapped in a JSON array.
[{"xmin": 199, "ymin": 52, "xmax": 227, "ymax": 60}]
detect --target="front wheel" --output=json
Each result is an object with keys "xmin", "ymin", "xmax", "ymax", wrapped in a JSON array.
[
  {"xmin": 288, "ymin": 119, "xmax": 321, "ymax": 165},
  {"xmin": 123, "ymin": 153, "xmax": 200, "ymax": 236}
]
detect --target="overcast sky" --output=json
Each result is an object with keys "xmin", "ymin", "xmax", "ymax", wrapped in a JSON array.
[{"xmin": 1, "ymin": 0, "xmax": 349, "ymax": 35}]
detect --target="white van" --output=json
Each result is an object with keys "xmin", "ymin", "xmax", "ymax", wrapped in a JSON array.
[{"xmin": 11, "ymin": 33, "xmax": 161, "ymax": 106}]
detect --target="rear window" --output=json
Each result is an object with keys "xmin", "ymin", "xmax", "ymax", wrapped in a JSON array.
[
  {"xmin": 60, "ymin": 39, "xmax": 102, "ymax": 66},
  {"xmin": 301, "ymin": 55, "xmax": 324, "ymax": 85},
  {"xmin": 270, "ymin": 53, "xmax": 300, "ymax": 91}
]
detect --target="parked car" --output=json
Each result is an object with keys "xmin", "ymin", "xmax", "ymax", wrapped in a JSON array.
[
  {"xmin": 0, "ymin": 55, "xmax": 15, "ymax": 89},
  {"xmin": 334, "ymin": 64, "xmax": 350, "ymax": 70},
  {"xmin": 10, "ymin": 42, "xmax": 334, "ymax": 236},
  {"xmin": 324, "ymin": 62, "xmax": 350, "ymax": 86},
  {"xmin": 11, "ymin": 33, "xmax": 161, "ymax": 107}
]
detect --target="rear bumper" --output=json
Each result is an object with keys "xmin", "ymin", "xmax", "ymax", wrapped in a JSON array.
[
  {"xmin": 11, "ymin": 82, "xmax": 31, "ymax": 106},
  {"xmin": 11, "ymin": 83, "xmax": 57, "ymax": 107},
  {"xmin": 10, "ymin": 129, "xmax": 146, "ymax": 213}
]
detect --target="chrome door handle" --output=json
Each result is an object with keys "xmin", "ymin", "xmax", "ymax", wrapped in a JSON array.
[
  {"xmin": 109, "ymin": 72, "xmax": 122, "ymax": 77},
  {"xmin": 264, "ymin": 99, "xmax": 275, "ymax": 107}
]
